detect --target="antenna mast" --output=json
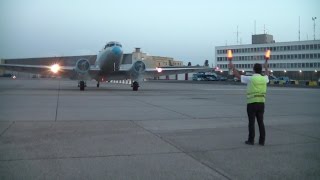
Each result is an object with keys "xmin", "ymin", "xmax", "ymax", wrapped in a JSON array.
[
  {"xmin": 237, "ymin": 25, "xmax": 239, "ymax": 44},
  {"xmin": 312, "ymin": 17, "xmax": 317, "ymax": 40},
  {"xmin": 254, "ymin": 20, "xmax": 256, "ymax": 35},
  {"xmin": 299, "ymin": 16, "xmax": 301, "ymax": 41}
]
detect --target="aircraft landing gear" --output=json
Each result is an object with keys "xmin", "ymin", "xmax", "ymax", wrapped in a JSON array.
[
  {"xmin": 79, "ymin": 81, "xmax": 85, "ymax": 91},
  {"xmin": 97, "ymin": 81, "xmax": 100, "ymax": 88},
  {"xmin": 132, "ymin": 81, "xmax": 139, "ymax": 91}
]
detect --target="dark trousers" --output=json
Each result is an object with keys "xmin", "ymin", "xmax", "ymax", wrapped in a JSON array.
[{"xmin": 247, "ymin": 103, "xmax": 265, "ymax": 143}]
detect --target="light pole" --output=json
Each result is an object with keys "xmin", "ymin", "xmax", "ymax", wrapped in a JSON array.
[{"xmin": 312, "ymin": 17, "xmax": 317, "ymax": 40}]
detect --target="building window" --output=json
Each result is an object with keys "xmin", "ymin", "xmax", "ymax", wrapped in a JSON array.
[
  {"xmin": 310, "ymin": 54, "xmax": 314, "ymax": 59},
  {"xmin": 310, "ymin": 45, "xmax": 314, "ymax": 50},
  {"xmin": 281, "ymin": 46, "xmax": 285, "ymax": 51},
  {"xmin": 302, "ymin": 54, "xmax": 305, "ymax": 59},
  {"xmin": 306, "ymin": 45, "xmax": 310, "ymax": 50},
  {"xmin": 306, "ymin": 54, "xmax": 309, "ymax": 59},
  {"xmin": 294, "ymin": 54, "xmax": 298, "ymax": 59},
  {"xmin": 298, "ymin": 45, "xmax": 301, "ymax": 50},
  {"xmin": 306, "ymin": 63, "xmax": 310, "ymax": 68},
  {"xmin": 302, "ymin": 45, "xmax": 305, "ymax": 50}
]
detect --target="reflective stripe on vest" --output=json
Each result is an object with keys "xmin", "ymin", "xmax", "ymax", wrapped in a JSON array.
[{"xmin": 247, "ymin": 75, "xmax": 267, "ymax": 104}]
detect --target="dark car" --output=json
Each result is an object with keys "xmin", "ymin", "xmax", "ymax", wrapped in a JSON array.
[{"xmin": 1, "ymin": 73, "xmax": 13, "ymax": 77}]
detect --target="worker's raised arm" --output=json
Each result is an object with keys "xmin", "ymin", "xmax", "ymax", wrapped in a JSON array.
[
  {"xmin": 228, "ymin": 62, "xmax": 241, "ymax": 80},
  {"xmin": 264, "ymin": 61, "xmax": 270, "ymax": 76}
]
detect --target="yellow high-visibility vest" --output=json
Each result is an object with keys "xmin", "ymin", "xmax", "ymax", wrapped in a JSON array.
[{"xmin": 247, "ymin": 75, "xmax": 267, "ymax": 104}]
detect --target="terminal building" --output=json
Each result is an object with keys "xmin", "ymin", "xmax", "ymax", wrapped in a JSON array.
[{"xmin": 215, "ymin": 34, "xmax": 320, "ymax": 80}]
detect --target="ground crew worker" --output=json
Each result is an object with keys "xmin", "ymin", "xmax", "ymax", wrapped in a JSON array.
[{"xmin": 229, "ymin": 62, "xmax": 269, "ymax": 146}]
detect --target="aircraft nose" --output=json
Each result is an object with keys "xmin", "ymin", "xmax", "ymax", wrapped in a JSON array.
[{"xmin": 112, "ymin": 46, "xmax": 122, "ymax": 56}]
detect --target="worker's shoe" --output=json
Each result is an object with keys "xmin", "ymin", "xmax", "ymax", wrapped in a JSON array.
[
  {"xmin": 259, "ymin": 142, "xmax": 265, "ymax": 146},
  {"xmin": 245, "ymin": 140, "xmax": 254, "ymax": 145}
]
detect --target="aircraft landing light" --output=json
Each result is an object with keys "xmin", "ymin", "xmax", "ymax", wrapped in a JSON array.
[
  {"xmin": 50, "ymin": 64, "xmax": 60, "ymax": 73},
  {"xmin": 156, "ymin": 67, "xmax": 163, "ymax": 73}
]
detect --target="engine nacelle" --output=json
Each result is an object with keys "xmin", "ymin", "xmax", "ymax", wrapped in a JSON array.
[
  {"xmin": 132, "ymin": 61, "xmax": 146, "ymax": 74},
  {"xmin": 75, "ymin": 59, "xmax": 90, "ymax": 74}
]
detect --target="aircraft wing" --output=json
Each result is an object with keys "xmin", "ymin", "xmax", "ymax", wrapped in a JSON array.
[
  {"xmin": 143, "ymin": 66, "xmax": 212, "ymax": 78},
  {"xmin": 0, "ymin": 64, "xmax": 100, "ymax": 79}
]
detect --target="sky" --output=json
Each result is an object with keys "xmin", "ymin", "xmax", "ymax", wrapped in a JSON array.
[{"xmin": 0, "ymin": 0, "xmax": 319, "ymax": 65}]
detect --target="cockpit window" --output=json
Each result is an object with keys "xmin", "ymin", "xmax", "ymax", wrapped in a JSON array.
[{"xmin": 104, "ymin": 42, "xmax": 122, "ymax": 49}]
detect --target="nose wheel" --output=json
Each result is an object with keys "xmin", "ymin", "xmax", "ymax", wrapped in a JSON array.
[
  {"xmin": 132, "ymin": 81, "xmax": 139, "ymax": 91},
  {"xmin": 97, "ymin": 81, "xmax": 100, "ymax": 88},
  {"xmin": 78, "ymin": 81, "xmax": 86, "ymax": 91}
]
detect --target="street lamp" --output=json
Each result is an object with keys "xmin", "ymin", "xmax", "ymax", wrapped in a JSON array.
[{"xmin": 312, "ymin": 17, "xmax": 317, "ymax": 40}]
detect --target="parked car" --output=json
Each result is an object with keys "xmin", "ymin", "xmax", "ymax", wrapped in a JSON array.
[
  {"xmin": 234, "ymin": 77, "xmax": 240, "ymax": 82},
  {"xmin": 217, "ymin": 75, "xmax": 227, "ymax": 81},
  {"xmin": 192, "ymin": 72, "xmax": 226, "ymax": 81},
  {"xmin": 268, "ymin": 75, "xmax": 277, "ymax": 81},
  {"xmin": 273, "ymin": 76, "xmax": 296, "ymax": 84},
  {"xmin": 1, "ymin": 73, "xmax": 13, "ymax": 78}
]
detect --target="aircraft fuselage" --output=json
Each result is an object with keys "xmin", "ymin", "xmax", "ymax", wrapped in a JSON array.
[{"xmin": 95, "ymin": 41, "xmax": 123, "ymax": 75}]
